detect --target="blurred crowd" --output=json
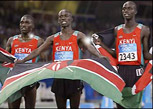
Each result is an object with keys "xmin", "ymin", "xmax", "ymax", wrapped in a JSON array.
[
  {"xmin": 0, "ymin": 2, "xmax": 152, "ymax": 52},
  {"xmin": 0, "ymin": 2, "xmax": 116, "ymax": 49}
]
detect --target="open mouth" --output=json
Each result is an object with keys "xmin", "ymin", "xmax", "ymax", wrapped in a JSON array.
[
  {"xmin": 124, "ymin": 13, "xmax": 130, "ymax": 17},
  {"xmin": 21, "ymin": 27, "xmax": 26, "ymax": 30},
  {"xmin": 21, "ymin": 28, "xmax": 27, "ymax": 32},
  {"xmin": 62, "ymin": 21, "xmax": 66, "ymax": 24}
]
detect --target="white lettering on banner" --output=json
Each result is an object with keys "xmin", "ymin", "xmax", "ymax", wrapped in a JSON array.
[
  {"xmin": 119, "ymin": 38, "xmax": 135, "ymax": 44},
  {"xmin": 136, "ymin": 68, "xmax": 144, "ymax": 76},
  {"xmin": 15, "ymin": 48, "xmax": 32, "ymax": 53},
  {"xmin": 56, "ymin": 46, "xmax": 72, "ymax": 51}
]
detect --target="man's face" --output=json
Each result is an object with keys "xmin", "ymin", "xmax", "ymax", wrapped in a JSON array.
[
  {"xmin": 58, "ymin": 10, "xmax": 72, "ymax": 27},
  {"xmin": 20, "ymin": 16, "xmax": 33, "ymax": 34},
  {"xmin": 122, "ymin": 2, "xmax": 137, "ymax": 20}
]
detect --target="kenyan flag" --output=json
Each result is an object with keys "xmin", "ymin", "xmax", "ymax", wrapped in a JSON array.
[
  {"xmin": 0, "ymin": 58, "xmax": 125, "ymax": 105},
  {"xmin": 0, "ymin": 47, "xmax": 16, "ymax": 63},
  {"xmin": 132, "ymin": 60, "xmax": 153, "ymax": 95}
]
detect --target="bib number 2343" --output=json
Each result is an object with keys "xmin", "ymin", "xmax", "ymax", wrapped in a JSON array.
[{"xmin": 119, "ymin": 52, "xmax": 138, "ymax": 62}]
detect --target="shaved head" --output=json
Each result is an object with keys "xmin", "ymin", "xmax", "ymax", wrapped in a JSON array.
[
  {"xmin": 58, "ymin": 9, "xmax": 72, "ymax": 17},
  {"xmin": 22, "ymin": 14, "xmax": 34, "ymax": 24},
  {"xmin": 123, "ymin": 1, "xmax": 137, "ymax": 11}
]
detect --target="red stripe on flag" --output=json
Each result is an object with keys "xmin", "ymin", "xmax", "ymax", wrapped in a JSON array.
[
  {"xmin": 98, "ymin": 47, "xmax": 117, "ymax": 66},
  {"xmin": 2, "ymin": 62, "xmax": 14, "ymax": 68},
  {"xmin": 0, "ymin": 47, "xmax": 11, "ymax": 54},
  {"xmin": 1, "ymin": 64, "xmax": 46, "ymax": 91},
  {"xmin": 134, "ymin": 61, "xmax": 152, "ymax": 94},
  {"xmin": 45, "ymin": 59, "xmax": 125, "ymax": 91},
  {"xmin": 0, "ymin": 47, "xmax": 15, "ymax": 58},
  {"xmin": 70, "ymin": 59, "xmax": 125, "ymax": 91},
  {"xmin": 1, "ymin": 73, "xmax": 29, "ymax": 90}
]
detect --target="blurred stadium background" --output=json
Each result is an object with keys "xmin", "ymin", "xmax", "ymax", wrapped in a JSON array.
[{"xmin": 0, "ymin": 1, "xmax": 152, "ymax": 108}]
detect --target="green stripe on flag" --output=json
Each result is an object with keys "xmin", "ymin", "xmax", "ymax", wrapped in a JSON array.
[{"xmin": 0, "ymin": 64, "xmax": 10, "ymax": 85}]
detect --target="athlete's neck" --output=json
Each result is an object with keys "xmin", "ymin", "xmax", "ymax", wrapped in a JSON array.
[
  {"xmin": 124, "ymin": 18, "xmax": 137, "ymax": 28},
  {"xmin": 61, "ymin": 26, "xmax": 73, "ymax": 34},
  {"xmin": 20, "ymin": 33, "xmax": 32, "ymax": 42}
]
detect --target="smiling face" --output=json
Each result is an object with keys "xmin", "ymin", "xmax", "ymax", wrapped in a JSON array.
[
  {"xmin": 58, "ymin": 9, "xmax": 73, "ymax": 28},
  {"xmin": 122, "ymin": 1, "xmax": 137, "ymax": 20},
  {"xmin": 20, "ymin": 16, "xmax": 34, "ymax": 35}
]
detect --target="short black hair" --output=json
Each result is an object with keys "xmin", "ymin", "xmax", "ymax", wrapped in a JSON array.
[
  {"xmin": 22, "ymin": 14, "xmax": 34, "ymax": 24},
  {"xmin": 58, "ymin": 9, "xmax": 72, "ymax": 17},
  {"xmin": 124, "ymin": 1, "xmax": 137, "ymax": 11}
]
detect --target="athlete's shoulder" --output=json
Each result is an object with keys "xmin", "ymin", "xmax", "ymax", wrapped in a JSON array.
[
  {"xmin": 7, "ymin": 36, "xmax": 14, "ymax": 43},
  {"xmin": 12, "ymin": 34, "xmax": 19, "ymax": 40},
  {"xmin": 115, "ymin": 24, "xmax": 123, "ymax": 31},
  {"xmin": 77, "ymin": 31, "xmax": 85, "ymax": 36},
  {"xmin": 142, "ymin": 24, "xmax": 150, "ymax": 31},
  {"xmin": 33, "ymin": 35, "xmax": 41, "ymax": 40},
  {"xmin": 52, "ymin": 32, "xmax": 60, "ymax": 38},
  {"xmin": 45, "ymin": 35, "xmax": 55, "ymax": 43},
  {"xmin": 140, "ymin": 24, "xmax": 150, "ymax": 36}
]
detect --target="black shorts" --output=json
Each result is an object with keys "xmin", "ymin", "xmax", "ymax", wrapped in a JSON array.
[
  {"xmin": 118, "ymin": 65, "xmax": 144, "ymax": 87},
  {"xmin": 51, "ymin": 79, "xmax": 84, "ymax": 98}
]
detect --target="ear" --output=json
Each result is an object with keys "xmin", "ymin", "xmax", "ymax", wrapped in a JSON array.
[
  {"xmin": 71, "ymin": 16, "xmax": 73, "ymax": 22},
  {"xmin": 31, "ymin": 23, "xmax": 34, "ymax": 30},
  {"xmin": 135, "ymin": 10, "xmax": 137, "ymax": 15},
  {"xmin": 32, "ymin": 24, "xmax": 35, "ymax": 29},
  {"xmin": 58, "ymin": 18, "xmax": 60, "ymax": 24}
]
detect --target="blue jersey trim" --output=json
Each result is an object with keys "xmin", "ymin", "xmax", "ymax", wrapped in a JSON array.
[
  {"xmin": 73, "ymin": 31, "xmax": 79, "ymax": 36},
  {"xmin": 141, "ymin": 44, "xmax": 144, "ymax": 66}
]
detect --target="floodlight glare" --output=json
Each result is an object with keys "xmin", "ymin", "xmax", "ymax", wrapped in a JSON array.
[{"xmin": 84, "ymin": 37, "xmax": 91, "ymax": 45}]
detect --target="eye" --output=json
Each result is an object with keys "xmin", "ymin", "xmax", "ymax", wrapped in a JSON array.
[
  {"xmin": 20, "ymin": 21, "xmax": 23, "ymax": 24},
  {"xmin": 65, "ymin": 14, "xmax": 69, "ymax": 17},
  {"xmin": 128, "ymin": 7, "xmax": 132, "ymax": 10},
  {"xmin": 122, "ymin": 7, "xmax": 125, "ymax": 11}
]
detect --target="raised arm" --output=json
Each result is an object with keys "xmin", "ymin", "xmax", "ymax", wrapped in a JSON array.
[
  {"xmin": 92, "ymin": 27, "xmax": 117, "ymax": 58},
  {"xmin": 142, "ymin": 25, "xmax": 152, "ymax": 60},
  {"xmin": 77, "ymin": 32, "xmax": 105, "ymax": 58},
  {"xmin": 17, "ymin": 35, "xmax": 54, "ymax": 63}
]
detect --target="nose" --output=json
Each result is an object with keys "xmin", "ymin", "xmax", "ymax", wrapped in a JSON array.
[
  {"xmin": 61, "ymin": 17, "xmax": 65, "ymax": 20},
  {"xmin": 124, "ymin": 9, "xmax": 128, "ymax": 13}
]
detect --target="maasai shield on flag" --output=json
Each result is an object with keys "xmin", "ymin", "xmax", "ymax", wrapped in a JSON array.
[{"xmin": 0, "ymin": 57, "xmax": 125, "ymax": 105}]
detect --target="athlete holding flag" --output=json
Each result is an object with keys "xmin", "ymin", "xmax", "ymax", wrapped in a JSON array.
[
  {"xmin": 92, "ymin": 1, "xmax": 152, "ymax": 108},
  {"xmin": 5, "ymin": 14, "xmax": 44, "ymax": 108},
  {"xmin": 16, "ymin": 9, "xmax": 107, "ymax": 108}
]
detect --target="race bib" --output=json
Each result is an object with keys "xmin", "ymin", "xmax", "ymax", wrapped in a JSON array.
[
  {"xmin": 55, "ymin": 51, "xmax": 73, "ymax": 61},
  {"xmin": 118, "ymin": 43, "xmax": 138, "ymax": 62},
  {"xmin": 14, "ymin": 53, "xmax": 32, "ymax": 63}
]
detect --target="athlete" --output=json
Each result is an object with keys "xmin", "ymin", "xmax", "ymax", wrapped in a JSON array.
[
  {"xmin": 16, "ymin": 9, "xmax": 106, "ymax": 108},
  {"xmin": 5, "ymin": 14, "xmax": 44, "ymax": 108},
  {"xmin": 93, "ymin": 1, "xmax": 152, "ymax": 108}
]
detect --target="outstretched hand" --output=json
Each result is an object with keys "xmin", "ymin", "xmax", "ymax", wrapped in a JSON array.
[
  {"xmin": 92, "ymin": 33, "xmax": 99, "ymax": 39},
  {"xmin": 14, "ymin": 59, "xmax": 25, "ymax": 64}
]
